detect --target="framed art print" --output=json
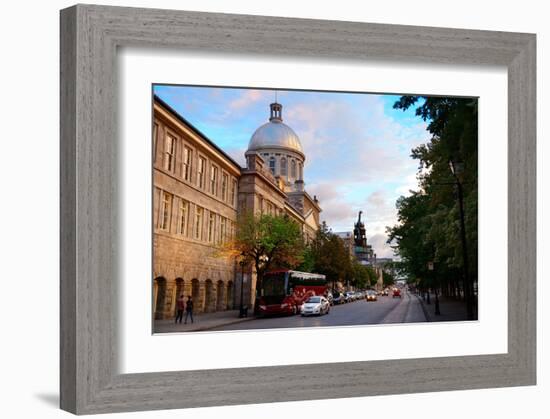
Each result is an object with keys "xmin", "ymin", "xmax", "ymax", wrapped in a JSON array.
[{"xmin": 60, "ymin": 4, "xmax": 536, "ymax": 414}]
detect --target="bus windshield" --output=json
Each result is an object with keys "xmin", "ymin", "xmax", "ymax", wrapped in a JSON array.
[{"xmin": 261, "ymin": 273, "xmax": 286, "ymax": 296}]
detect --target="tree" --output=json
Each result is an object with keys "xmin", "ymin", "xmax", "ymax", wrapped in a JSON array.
[
  {"xmin": 230, "ymin": 212, "xmax": 305, "ymax": 284},
  {"xmin": 351, "ymin": 261, "xmax": 371, "ymax": 289},
  {"xmin": 388, "ymin": 95, "xmax": 478, "ymax": 305},
  {"xmin": 382, "ymin": 270, "xmax": 395, "ymax": 287},
  {"xmin": 387, "ymin": 96, "xmax": 477, "ymax": 308},
  {"xmin": 306, "ymin": 223, "xmax": 353, "ymax": 290}
]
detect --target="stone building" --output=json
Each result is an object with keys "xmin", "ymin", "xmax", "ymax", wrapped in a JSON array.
[{"xmin": 153, "ymin": 95, "xmax": 321, "ymax": 319}]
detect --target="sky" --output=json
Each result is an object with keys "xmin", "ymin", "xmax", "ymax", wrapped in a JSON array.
[{"xmin": 153, "ymin": 85, "xmax": 431, "ymax": 258}]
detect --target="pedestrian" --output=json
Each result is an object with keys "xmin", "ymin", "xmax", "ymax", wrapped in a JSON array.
[
  {"xmin": 175, "ymin": 294, "xmax": 185, "ymax": 324},
  {"xmin": 184, "ymin": 295, "xmax": 194, "ymax": 324}
]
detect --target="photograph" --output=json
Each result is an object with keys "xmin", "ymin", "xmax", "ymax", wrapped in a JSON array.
[{"xmin": 151, "ymin": 85, "xmax": 478, "ymax": 333}]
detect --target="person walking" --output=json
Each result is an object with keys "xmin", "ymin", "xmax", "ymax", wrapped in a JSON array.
[
  {"xmin": 184, "ymin": 295, "xmax": 194, "ymax": 324},
  {"xmin": 175, "ymin": 294, "xmax": 185, "ymax": 324}
]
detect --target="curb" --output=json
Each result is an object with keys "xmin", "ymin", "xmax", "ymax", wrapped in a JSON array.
[
  {"xmin": 193, "ymin": 316, "xmax": 256, "ymax": 332},
  {"xmin": 413, "ymin": 293, "xmax": 431, "ymax": 322}
]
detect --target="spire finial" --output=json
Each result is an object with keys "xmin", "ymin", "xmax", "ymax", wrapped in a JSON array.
[{"xmin": 269, "ymin": 96, "xmax": 283, "ymax": 122}]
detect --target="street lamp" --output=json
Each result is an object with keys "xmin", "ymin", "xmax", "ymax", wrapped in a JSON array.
[
  {"xmin": 449, "ymin": 159, "xmax": 474, "ymax": 320},
  {"xmin": 428, "ymin": 261, "xmax": 440, "ymax": 315},
  {"xmin": 239, "ymin": 252, "xmax": 247, "ymax": 318}
]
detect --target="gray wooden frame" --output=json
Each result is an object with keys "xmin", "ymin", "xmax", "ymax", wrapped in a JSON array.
[{"xmin": 60, "ymin": 4, "xmax": 536, "ymax": 415}]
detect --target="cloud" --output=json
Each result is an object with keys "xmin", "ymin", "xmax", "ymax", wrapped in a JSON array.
[
  {"xmin": 228, "ymin": 90, "xmax": 266, "ymax": 111},
  {"xmin": 368, "ymin": 233, "xmax": 395, "ymax": 258},
  {"xmin": 307, "ymin": 183, "xmax": 357, "ymax": 231}
]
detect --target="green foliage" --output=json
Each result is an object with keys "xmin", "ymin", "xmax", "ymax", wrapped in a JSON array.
[
  {"xmin": 234, "ymin": 212, "xmax": 304, "ymax": 282},
  {"xmin": 352, "ymin": 262, "xmax": 371, "ymax": 289},
  {"xmin": 310, "ymin": 222, "xmax": 352, "ymax": 284},
  {"xmin": 388, "ymin": 96, "xmax": 478, "ymax": 291},
  {"xmin": 301, "ymin": 222, "xmax": 353, "ymax": 287},
  {"xmin": 382, "ymin": 270, "xmax": 395, "ymax": 287}
]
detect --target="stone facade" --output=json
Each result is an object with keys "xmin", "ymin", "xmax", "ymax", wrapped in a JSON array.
[
  {"xmin": 152, "ymin": 99, "xmax": 240, "ymax": 319},
  {"xmin": 153, "ymin": 96, "xmax": 322, "ymax": 319}
]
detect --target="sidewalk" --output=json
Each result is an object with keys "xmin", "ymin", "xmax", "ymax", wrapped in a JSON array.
[
  {"xmin": 412, "ymin": 292, "xmax": 476, "ymax": 322},
  {"xmin": 153, "ymin": 309, "xmax": 256, "ymax": 333}
]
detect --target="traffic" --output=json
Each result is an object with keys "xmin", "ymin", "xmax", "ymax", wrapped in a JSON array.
[{"xmin": 255, "ymin": 269, "xmax": 405, "ymax": 318}]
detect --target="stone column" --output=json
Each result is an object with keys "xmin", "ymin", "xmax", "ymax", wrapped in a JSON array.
[
  {"xmin": 198, "ymin": 281, "xmax": 206, "ymax": 313},
  {"xmin": 216, "ymin": 282, "xmax": 226, "ymax": 311}
]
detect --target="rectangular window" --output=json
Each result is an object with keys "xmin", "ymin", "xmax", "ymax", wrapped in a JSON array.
[
  {"xmin": 230, "ymin": 179, "xmax": 237, "ymax": 207},
  {"xmin": 208, "ymin": 212, "xmax": 216, "ymax": 242},
  {"xmin": 159, "ymin": 191, "xmax": 172, "ymax": 231},
  {"xmin": 163, "ymin": 134, "xmax": 176, "ymax": 172},
  {"xmin": 210, "ymin": 165, "xmax": 218, "ymax": 195},
  {"xmin": 194, "ymin": 206, "xmax": 203, "ymax": 240},
  {"xmin": 178, "ymin": 199, "xmax": 189, "ymax": 236},
  {"xmin": 219, "ymin": 216, "xmax": 227, "ymax": 244},
  {"xmin": 182, "ymin": 146, "xmax": 192, "ymax": 181},
  {"xmin": 197, "ymin": 157, "xmax": 206, "ymax": 189},
  {"xmin": 221, "ymin": 173, "xmax": 228, "ymax": 202},
  {"xmin": 280, "ymin": 157, "xmax": 287, "ymax": 176},
  {"xmin": 153, "ymin": 123, "xmax": 159, "ymax": 162}
]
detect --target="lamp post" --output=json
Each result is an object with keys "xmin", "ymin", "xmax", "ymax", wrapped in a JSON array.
[
  {"xmin": 239, "ymin": 252, "xmax": 246, "ymax": 318},
  {"xmin": 449, "ymin": 160, "xmax": 474, "ymax": 320},
  {"xmin": 428, "ymin": 261, "xmax": 440, "ymax": 315}
]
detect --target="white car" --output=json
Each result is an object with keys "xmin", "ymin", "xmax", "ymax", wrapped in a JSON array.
[{"xmin": 301, "ymin": 296, "xmax": 330, "ymax": 316}]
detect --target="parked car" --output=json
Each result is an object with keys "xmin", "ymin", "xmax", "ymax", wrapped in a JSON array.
[
  {"xmin": 392, "ymin": 288, "xmax": 401, "ymax": 298},
  {"xmin": 355, "ymin": 291, "xmax": 364, "ymax": 300},
  {"xmin": 382, "ymin": 289, "xmax": 389, "ymax": 296},
  {"xmin": 344, "ymin": 291, "xmax": 355, "ymax": 303},
  {"xmin": 301, "ymin": 296, "xmax": 330, "ymax": 316},
  {"xmin": 332, "ymin": 292, "xmax": 344, "ymax": 305},
  {"xmin": 366, "ymin": 290, "xmax": 378, "ymax": 301}
]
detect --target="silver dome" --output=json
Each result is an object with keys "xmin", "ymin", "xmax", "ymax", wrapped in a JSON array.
[
  {"xmin": 248, "ymin": 121, "xmax": 304, "ymax": 154},
  {"xmin": 248, "ymin": 102, "xmax": 304, "ymax": 155}
]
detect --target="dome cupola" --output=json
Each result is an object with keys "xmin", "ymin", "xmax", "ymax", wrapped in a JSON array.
[{"xmin": 247, "ymin": 102, "xmax": 304, "ymax": 157}]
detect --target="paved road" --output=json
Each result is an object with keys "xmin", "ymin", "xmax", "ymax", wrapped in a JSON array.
[{"xmin": 209, "ymin": 290, "xmax": 426, "ymax": 331}]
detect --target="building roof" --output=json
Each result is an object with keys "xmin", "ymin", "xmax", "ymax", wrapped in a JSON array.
[{"xmin": 334, "ymin": 231, "xmax": 353, "ymax": 239}]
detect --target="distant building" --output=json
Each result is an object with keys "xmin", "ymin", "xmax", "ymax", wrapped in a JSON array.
[
  {"xmin": 152, "ymin": 96, "xmax": 322, "ymax": 319},
  {"xmin": 374, "ymin": 257, "xmax": 394, "ymax": 266},
  {"xmin": 334, "ymin": 231, "xmax": 354, "ymax": 258}
]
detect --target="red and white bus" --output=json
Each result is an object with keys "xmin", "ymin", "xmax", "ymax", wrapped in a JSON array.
[{"xmin": 255, "ymin": 270, "xmax": 327, "ymax": 316}]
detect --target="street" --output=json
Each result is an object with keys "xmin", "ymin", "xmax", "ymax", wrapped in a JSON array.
[{"xmin": 209, "ymin": 290, "xmax": 426, "ymax": 331}]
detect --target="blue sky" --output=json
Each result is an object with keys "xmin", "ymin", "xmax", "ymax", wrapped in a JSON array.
[{"xmin": 154, "ymin": 85, "xmax": 430, "ymax": 258}]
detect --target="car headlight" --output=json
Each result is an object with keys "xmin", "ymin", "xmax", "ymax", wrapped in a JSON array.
[
  {"xmin": 281, "ymin": 303, "xmax": 288, "ymax": 308},
  {"xmin": 259, "ymin": 305, "xmax": 267, "ymax": 310}
]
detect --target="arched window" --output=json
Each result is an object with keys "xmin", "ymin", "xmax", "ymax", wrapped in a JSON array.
[
  {"xmin": 291, "ymin": 159, "xmax": 297, "ymax": 178},
  {"xmin": 280, "ymin": 157, "xmax": 287, "ymax": 176},
  {"xmin": 269, "ymin": 157, "xmax": 276, "ymax": 175}
]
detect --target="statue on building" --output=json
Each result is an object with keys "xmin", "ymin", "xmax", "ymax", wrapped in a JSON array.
[{"xmin": 353, "ymin": 211, "xmax": 367, "ymax": 248}]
